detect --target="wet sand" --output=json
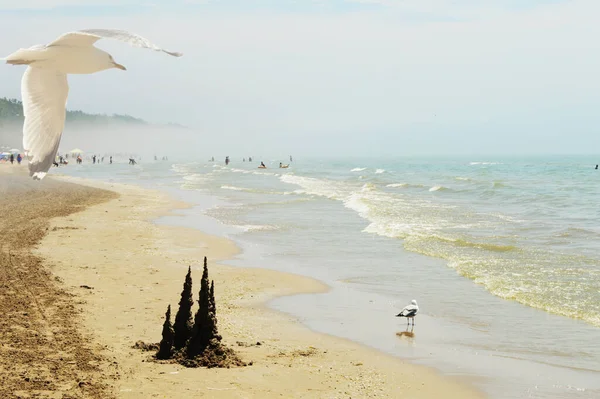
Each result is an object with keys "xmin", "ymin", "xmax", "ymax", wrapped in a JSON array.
[{"xmin": 1, "ymin": 164, "xmax": 484, "ymax": 398}]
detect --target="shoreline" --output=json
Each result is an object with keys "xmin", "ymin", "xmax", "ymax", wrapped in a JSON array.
[{"xmin": 35, "ymin": 173, "xmax": 484, "ymax": 398}]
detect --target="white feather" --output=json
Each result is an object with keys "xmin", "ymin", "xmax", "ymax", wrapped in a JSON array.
[
  {"xmin": 21, "ymin": 67, "xmax": 68, "ymax": 180},
  {"xmin": 49, "ymin": 29, "xmax": 183, "ymax": 57}
]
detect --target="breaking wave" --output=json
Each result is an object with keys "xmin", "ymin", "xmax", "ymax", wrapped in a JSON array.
[{"xmin": 429, "ymin": 185, "xmax": 450, "ymax": 192}]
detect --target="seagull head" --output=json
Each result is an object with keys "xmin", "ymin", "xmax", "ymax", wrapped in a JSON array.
[
  {"xmin": 107, "ymin": 53, "xmax": 126, "ymax": 71},
  {"xmin": 411, "ymin": 299, "xmax": 417, "ymax": 305}
]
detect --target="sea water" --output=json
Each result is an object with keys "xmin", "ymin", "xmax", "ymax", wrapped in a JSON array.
[{"xmin": 59, "ymin": 155, "xmax": 600, "ymax": 398}]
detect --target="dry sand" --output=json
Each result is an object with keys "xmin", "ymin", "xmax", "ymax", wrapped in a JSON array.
[{"xmin": 2, "ymin": 164, "xmax": 485, "ymax": 398}]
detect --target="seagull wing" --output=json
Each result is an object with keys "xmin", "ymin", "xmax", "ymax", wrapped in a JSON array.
[
  {"xmin": 21, "ymin": 67, "xmax": 69, "ymax": 180},
  {"xmin": 396, "ymin": 304, "xmax": 418, "ymax": 317},
  {"xmin": 48, "ymin": 29, "xmax": 183, "ymax": 57}
]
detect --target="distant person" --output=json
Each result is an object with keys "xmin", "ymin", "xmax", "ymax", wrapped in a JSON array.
[
  {"xmin": 110, "ymin": 156, "xmax": 113, "ymax": 164},
  {"xmin": 129, "ymin": 158, "xmax": 136, "ymax": 165},
  {"xmin": 225, "ymin": 156, "xmax": 230, "ymax": 166},
  {"xmin": 17, "ymin": 154, "xmax": 22, "ymax": 164},
  {"xmin": 243, "ymin": 158, "xmax": 246, "ymax": 162},
  {"xmin": 259, "ymin": 161, "xmax": 266, "ymax": 168},
  {"xmin": 290, "ymin": 155, "xmax": 293, "ymax": 162},
  {"xmin": 249, "ymin": 157, "xmax": 252, "ymax": 162},
  {"xmin": 101, "ymin": 157, "xmax": 104, "ymax": 163},
  {"xmin": 92, "ymin": 155, "xmax": 96, "ymax": 164},
  {"xmin": 9, "ymin": 153, "xmax": 14, "ymax": 164},
  {"xmin": 596, "ymin": 165, "xmax": 598, "ymax": 170}
]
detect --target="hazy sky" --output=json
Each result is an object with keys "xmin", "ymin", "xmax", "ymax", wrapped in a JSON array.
[{"xmin": 1, "ymin": 0, "xmax": 599, "ymax": 156}]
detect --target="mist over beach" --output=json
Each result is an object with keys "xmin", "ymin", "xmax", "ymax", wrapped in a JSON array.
[{"xmin": 2, "ymin": 1, "xmax": 600, "ymax": 398}]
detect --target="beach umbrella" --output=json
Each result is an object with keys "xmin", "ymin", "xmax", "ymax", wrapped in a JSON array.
[{"xmin": 70, "ymin": 148, "xmax": 84, "ymax": 153}]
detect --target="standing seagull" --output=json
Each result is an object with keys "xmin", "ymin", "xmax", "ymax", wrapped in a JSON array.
[
  {"xmin": 396, "ymin": 299, "xmax": 419, "ymax": 327},
  {"xmin": 3, "ymin": 29, "xmax": 182, "ymax": 180}
]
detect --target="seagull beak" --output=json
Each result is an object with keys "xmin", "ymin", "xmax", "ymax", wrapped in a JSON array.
[{"xmin": 113, "ymin": 62, "xmax": 127, "ymax": 71}]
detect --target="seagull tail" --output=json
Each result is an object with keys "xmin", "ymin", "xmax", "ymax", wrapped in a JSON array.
[
  {"xmin": 32, "ymin": 172, "xmax": 47, "ymax": 180},
  {"xmin": 395, "ymin": 313, "xmax": 405, "ymax": 317},
  {"xmin": 4, "ymin": 47, "xmax": 46, "ymax": 65}
]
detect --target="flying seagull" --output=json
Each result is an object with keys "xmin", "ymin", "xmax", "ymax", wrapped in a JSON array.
[
  {"xmin": 396, "ymin": 299, "xmax": 419, "ymax": 326},
  {"xmin": 3, "ymin": 29, "xmax": 182, "ymax": 180}
]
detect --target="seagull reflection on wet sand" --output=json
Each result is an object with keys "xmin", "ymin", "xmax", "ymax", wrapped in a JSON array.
[{"xmin": 396, "ymin": 327, "xmax": 415, "ymax": 339}]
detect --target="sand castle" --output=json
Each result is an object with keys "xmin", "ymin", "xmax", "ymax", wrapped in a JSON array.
[{"xmin": 137, "ymin": 257, "xmax": 245, "ymax": 368}]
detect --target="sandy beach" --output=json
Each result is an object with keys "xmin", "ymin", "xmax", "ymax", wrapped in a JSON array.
[
  {"xmin": 1, "ymin": 164, "xmax": 484, "ymax": 398},
  {"xmin": 0, "ymin": 165, "xmax": 118, "ymax": 398}
]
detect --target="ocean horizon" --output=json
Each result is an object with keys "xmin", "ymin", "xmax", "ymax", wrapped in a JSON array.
[{"xmin": 58, "ymin": 153, "xmax": 600, "ymax": 398}]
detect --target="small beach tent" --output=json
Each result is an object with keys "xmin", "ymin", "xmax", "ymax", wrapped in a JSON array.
[{"xmin": 70, "ymin": 148, "xmax": 84, "ymax": 154}]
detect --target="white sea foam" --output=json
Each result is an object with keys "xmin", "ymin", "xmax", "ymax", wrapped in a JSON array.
[
  {"xmin": 183, "ymin": 173, "xmax": 209, "ymax": 182},
  {"xmin": 221, "ymin": 185, "xmax": 247, "ymax": 191},
  {"xmin": 375, "ymin": 169, "xmax": 385, "ymax": 174},
  {"xmin": 220, "ymin": 185, "xmax": 287, "ymax": 195},
  {"xmin": 386, "ymin": 183, "xmax": 409, "ymax": 188},
  {"xmin": 343, "ymin": 193, "xmax": 371, "ymax": 216},
  {"xmin": 252, "ymin": 171, "xmax": 277, "ymax": 176},
  {"xmin": 230, "ymin": 168, "xmax": 252, "ymax": 174},
  {"xmin": 171, "ymin": 162, "xmax": 202, "ymax": 174},
  {"xmin": 351, "ymin": 167, "xmax": 366, "ymax": 172},
  {"xmin": 470, "ymin": 162, "xmax": 503, "ymax": 166},
  {"xmin": 361, "ymin": 183, "xmax": 376, "ymax": 192},
  {"xmin": 234, "ymin": 224, "xmax": 279, "ymax": 232},
  {"xmin": 283, "ymin": 189, "xmax": 307, "ymax": 196},
  {"xmin": 171, "ymin": 164, "xmax": 188, "ymax": 174},
  {"xmin": 489, "ymin": 213, "xmax": 524, "ymax": 223},
  {"xmin": 279, "ymin": 174, "xmax": 351, "ymax": 200}
]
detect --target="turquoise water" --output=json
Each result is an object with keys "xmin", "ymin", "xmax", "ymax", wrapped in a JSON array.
[{"xmin": 58, "ymin": 155, "xmax": 600, "ymax": 398}]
